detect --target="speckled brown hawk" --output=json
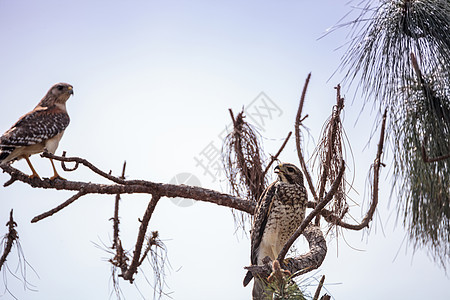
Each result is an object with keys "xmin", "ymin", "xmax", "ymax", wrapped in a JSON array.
[
  {"xmin": 0, "ymin": 83, "xmax": 73, "ymax": 180},
  {"xmin": 243, "ymin": 163, "xmax": 307, "ymax": 299}
]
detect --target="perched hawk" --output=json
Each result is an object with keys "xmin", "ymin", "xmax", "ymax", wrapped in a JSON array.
[
  {"xmin": 243, "ymin": 163, "xmax": 307, "ymax": 299},
  {"xmin": 0, "ymin": 83, "xmax": 73, "ymax": 180}
]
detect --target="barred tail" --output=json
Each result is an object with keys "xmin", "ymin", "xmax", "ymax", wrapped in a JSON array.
[
  {"xmin": 0, "ymin": 146, "xmax": 15, "ymax": 163},
  {"xmin": 243, "ymin": 270, "xmax": 253, "ymax": 287}
]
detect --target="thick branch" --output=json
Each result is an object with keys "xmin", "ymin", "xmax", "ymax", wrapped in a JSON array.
[
  {"xmin": 244, "ymin": 224, "xmax": 326, "ymax": 279},
  {"xmin": 295, "ymin": 73, "xmax": 319, "ymax": 202},
  {"xmin": 284, "ymin": 224, "xmax": 327, "ymax": 278},
  {"xmin": 1, "ymin": 156, "xmax": 255, "ymax": 223}
]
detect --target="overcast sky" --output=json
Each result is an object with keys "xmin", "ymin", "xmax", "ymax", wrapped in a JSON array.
[{"xmin": 0, "ymin": 1, "xmax": 449, "ymax": 299}]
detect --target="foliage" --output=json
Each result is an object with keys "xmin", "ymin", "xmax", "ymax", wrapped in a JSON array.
[
  {"xmin": 341, "ymin": 0, "xmax": 450, "ymax": 108},
  {"xmin": 391, "ymin": 66, "xmax": 450, "ymax": 267},
  {"xmin": 266, "ymin": 280, "xmax": 309, "ymax": 300},
  {"xmin": 340, "ymin": 0, "xmax": 450, "ymax": 267},
  {"xmin": 262, "ymin": 260, "xmax": 310, "ymax": 300}
]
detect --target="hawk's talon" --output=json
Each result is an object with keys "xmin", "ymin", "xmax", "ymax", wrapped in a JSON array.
[
  {"xmin": 49, "ymin": 157, "xmax": 65, "ymax": 180},
  {"xmin": 28, "ymin": 173, "xmax": 42, "ymax": 180},
  {"xmin": 50, "ymin": 175, "xmax": 66, "ymax": 181},
  {"xmin": 262, "ymin": 256, "xmax": 272, "ymax": 264}
]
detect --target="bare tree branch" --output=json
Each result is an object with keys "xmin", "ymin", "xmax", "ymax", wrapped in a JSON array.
[
  {"xmin": 421, "ymin": 137, "xmax": 450, "ymax": 163},
  {"xmin": 284, "ymin": 224, "xmax": 328, "ymax": 278},
  {"xmin": 295, "ymin": 73, "xmax": 318, "ymax": 202},
  {"xmin": 244, "ymin": 224, "xmax": 327, "ymax": 280},
  {"xmin": 0, "ymin": 71, "xmax": 392, "ymax": 300},
  {"xmin": 1, "ymin": 155, "xmax": 255, "ymax": 223},
  {"xmin": 42, "ymin": 152, "xmax": 120, "ymax": 183},
  {"xmin": 60, "ymin": 151, "xmax": 80, "ymax": 171},
  {"xmin": 122, "ymin": 195, "xmax": 161, "ymax": 282},
  {"xmin": 322, "ymin": 110, "xmax": 387, "ymax": 230},
  {"xmin": 313, "ymin": 275, "xmax": 326, "ymax": 300},
  {"xmin": 31, "ymin": 190, "xmax": 87, "ymax": 223},
  {"xmin": 320, "ymin": 294, "xmax": 331, "ymax": 300},
  {"xmin": 112, "ymin": 161, "xmax": 126, "ymax": 249}
]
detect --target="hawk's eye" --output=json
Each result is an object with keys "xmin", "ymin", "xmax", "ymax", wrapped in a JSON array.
[
  {"xmin": 57, "ymin": 85, "xmax": 64, "ymax": 91},
  {"xmin": 287, "ymin": 167, "xmax": 295, "ymax": 173}
]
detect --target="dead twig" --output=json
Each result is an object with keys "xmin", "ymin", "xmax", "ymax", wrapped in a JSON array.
[
  {"xmin": 421, "ymin": 138, "xmax": 450, "ymax": 163},
  {"xmin": 108, "ymin": 182, "xmax": 168, "ymax": 296},
  {"xmin": 313, "ymin": 275, "xmax": 326, "ymax": 300},
  {"xmin": 122, "ymin": 195, "xmax": 161, "ymax": 282},
  {"xmin": 31, "ymin": 190, "xmax": 87, "ymax": 223},
  {"xmin": 60, "ymin": 151, "xmax": 80, "ymax": 171},
  {"xmin": 295, "ymin": 73, "xmax": 319, "ymax": 202},
  {"xmin": 410, "ymin": 52, "xmax": 450, "ymax": 126},
  {"xmin": 112, "ymin": 161, "xmax": 127, "ymax": 249},
  {"xmin": 41, "ymin": 152, "xmax": 125, "ymax": 183},
  {"xmin": 0, "ymin": 210, "xmax": 18, "ymax": 271},
  {"xmin": 263, "ymin": 131, "xmax": 292, "ymax": 178}
]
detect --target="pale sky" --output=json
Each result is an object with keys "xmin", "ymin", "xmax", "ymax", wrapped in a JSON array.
[{"xmin": 0, "ymin": 1, "xmax": 449, "ymax": 299}]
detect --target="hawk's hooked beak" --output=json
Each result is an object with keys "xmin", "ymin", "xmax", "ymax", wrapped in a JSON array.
[
  {"xmin": 68, "ymin": 86, "xmax": 74, "ymax": 95},
  {"xmin": 274, "ymin": 165, "xmax": 280, "ymax": 174}
]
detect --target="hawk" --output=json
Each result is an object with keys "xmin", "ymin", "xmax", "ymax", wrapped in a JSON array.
[
  {"xmin": 243, "ymin": 163, "xmax": 307, "ymax": 299},
  {"xmin": 0, "ymin": 83, "xmax": 73, "ymax": 180}
]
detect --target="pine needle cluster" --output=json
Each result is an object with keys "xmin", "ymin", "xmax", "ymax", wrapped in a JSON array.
[{"xmin": 341, "ymin": 0, "xmax": 450, "ymax": 267}]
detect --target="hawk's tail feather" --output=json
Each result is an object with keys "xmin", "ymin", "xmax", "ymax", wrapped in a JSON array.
[
  {"xmin": 243, "ymin": 270, "xmax": 253, "ymax": 287},
  {"xmin": 0, "ymin": 146, "xmax": 15, "ymax": 163}
]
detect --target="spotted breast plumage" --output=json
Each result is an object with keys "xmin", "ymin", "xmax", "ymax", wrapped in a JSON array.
[
  {"xmin": 243, "ymin": 163, "xmax": 307, "ymax": 300},
  {"xmin": 0, "ymin": 83, "xmax": 73, "ymax": 180}
]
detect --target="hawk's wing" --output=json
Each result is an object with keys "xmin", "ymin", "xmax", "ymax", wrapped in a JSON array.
[
  {"xmin": 0, "ymin": 105, "xmax": 70, "ymax": 147},
  {"xmin": 243, "ymin": 181, "xmax": 278, "ymax": 286},
  {"xmin": 250, "ymin": 181, "xmax": 278, "ymax": 266}
]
